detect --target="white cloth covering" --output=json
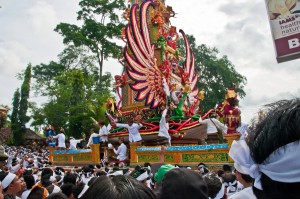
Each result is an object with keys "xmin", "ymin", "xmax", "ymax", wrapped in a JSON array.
[
  {"xmin": 229, "ymin": 140, "xmax": 300, "ymax": 190},
  {"xmin": 21, "ymin": 189, "xmax": 31, "ymax": 199},
  {"xmin": 199, "ymin": 117, "xmax": 227, "ymax": 134},
  {"xmin": 1, "ymin": 173, "xmax": 16, "ymax": 189},
  {"xmin": 69, "ymin": 138, "xmax": 82, "ymax": 150},
  {"xmin": 113, "ymin": 143, "xmax": 127, "ymax": 161},
  {"xmin": 98, "ymin": 125, "xmax": 108, "ymax": 142},
  {"xmin": 53, "ymin": 133, "xmax": 66, "ymax": 148},
  {"xmin": 158, "ymin": 109, "xmax": 170, "ymax": 143},
  {"xmin": 229, "ymin": 187, "xmax": 256, "ymax": 199},
  {"xmin": 116, "ymin": 123, "xmax": 142, "ymax": 142},
  {"xmin": 86, "ymin": 133, "xmax": 99, "ymax": 147}
]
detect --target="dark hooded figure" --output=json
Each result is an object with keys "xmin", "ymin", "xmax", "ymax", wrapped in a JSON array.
[{"xmin": 160, "ymin": 168, "xmax": 208, "ymax": 199}]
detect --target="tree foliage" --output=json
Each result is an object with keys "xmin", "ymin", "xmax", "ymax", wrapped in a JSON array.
[
  {"xmin": 10, "ymin": 64, "xmax": 32, "ymax": 145},
  {"xmin": 178, "ymin": 35, "xmax": 247, "ymax": 112},
  {"xmin": 31, "ymin": 46, "xmax": 113, "ymax": 138},
  {"xmin": 55, "ymin": 0, "xmax": 125, "ymax": 82},
  {"xmin": 10, "ymin": 89, "xmax": 20, "ymax": 131}
]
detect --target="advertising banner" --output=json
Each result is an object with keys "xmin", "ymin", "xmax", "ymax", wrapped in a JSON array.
[{"xmin": 266, "ymin": 0, "xmax": 300, "ymax": 62}]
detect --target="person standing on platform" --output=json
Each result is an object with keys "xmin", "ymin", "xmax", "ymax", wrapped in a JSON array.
[
  {"xmin": 86, "ymin": 128, "xmax": 99, "ymax": 148},
  {"xmin": 114, "ymin": 118, "xmax": 143, "ymax": 143},
  {"xmin": 158, "ymin": 107, "xmax": 171, "ymax": 145},
  {"xmin": 69, "ymin": 137, "xmax": 83, "ymax": 150},
  {"xmin": 53, "ymin": 128, "xmax": 66, "ymax": 150},
  {"xmin": 98, "ymin": 120, "xmax": 108, "ymax": 144}
]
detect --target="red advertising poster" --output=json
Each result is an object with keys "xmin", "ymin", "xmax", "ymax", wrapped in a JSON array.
[{"xmin": 266, "ymin": 0, "xmax": 300, "ymax": 62}]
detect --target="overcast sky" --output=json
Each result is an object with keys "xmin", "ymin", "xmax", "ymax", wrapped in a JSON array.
[{"xmin": 0, "ymin": 0, "xmax": 300, "ymax": 123}]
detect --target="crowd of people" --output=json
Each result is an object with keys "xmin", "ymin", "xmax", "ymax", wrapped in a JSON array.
[{"xmin": 0, "ymin": 98, "xmax": 299, "ymax": 199}]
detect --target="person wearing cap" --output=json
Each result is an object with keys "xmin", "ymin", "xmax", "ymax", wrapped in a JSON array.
[
  {"xmin": 228, "ymin": 142, "xmax": 255, "ymax": 199},
  {"xmin": 243, "ymin": 99, "xmax": 300, "ymax": 199},
  {"xmin": 153, "ymin": 164, "xmax": 175, "ymax": 198},
  {"xmin": 69, "ymin": 137, "xmax": 83, "ymax": 150},
  {"xmin": 114, "ymin": 118, "xmax": 143, "ymax": 142},
  {"xmin": 0, "ymin": 172, "xmax": 22, "ymax": 199},
  {"xmin": 52, "ymin": 128, "xmax": 66, "ymax": 150}
]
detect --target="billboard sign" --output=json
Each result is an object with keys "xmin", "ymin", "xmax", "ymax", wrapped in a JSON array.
[{"xmin": 266, "ymin": 0, "xmax": 300, "ymax": 62}]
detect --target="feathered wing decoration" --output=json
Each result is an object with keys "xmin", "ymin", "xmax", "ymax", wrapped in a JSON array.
[
  {"xmin": 179, "ymin": 29, "xmax": 199, "ymax": 100},
  {"xmin": 124, "ymin": 0, "xmax": 166, "ymax": 108}
]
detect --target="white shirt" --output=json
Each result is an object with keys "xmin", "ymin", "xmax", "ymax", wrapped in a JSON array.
[
  {"xmin": 99, "ymin": 125, "xmax": 108, "ymax": 142},
  {"xmin": 199, "ymin": 118, "xmax": 228, "ymax": 134},
  {"xmin": 21, "ymin": 189, "xmax": 31, "ymax": 199},
  {"xmin": 86, "ymin": 133, "xmax": 99, "ymax": 147},
  {"xmin": 113, "ymin": 143, "xmax": 127, "ymax": 161},
  {"xmin": 53, "ymin": 133, "xmax": 66, "ymax": 148},
  {"xmin": 107, "ymin": 124, "xmax": 112, "ymax": 132},
  {"xmin": 116, "ymin": 123, "xmax": 143, "ymax": 142},
  {"xmin": 69, "ymin": 139, "xmax": 82, "ymax": 150},
  {"xmin": 158, "ymin": 109, "xmax": 170, "ymax": 140},
  {"xmin": 229, "ymin": 187, "xmax": 256, "ymax": 199}
]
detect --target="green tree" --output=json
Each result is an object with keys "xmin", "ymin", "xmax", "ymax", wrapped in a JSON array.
[
  {"xmin": 55, "ymin": 0, "xmax": 125, "ymax": 82},
  {"xmin": 10, "ymin": 64, "xmax": 32, "ymax": 145},
  {"xmin": 178, "ymin": 35, "xmax": 247, "ymax": 111},
  {"xmin": 10, "ymin": 89, "xmax": 20, "ymax": 143}
]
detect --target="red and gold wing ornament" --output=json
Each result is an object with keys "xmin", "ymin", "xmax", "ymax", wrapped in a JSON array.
[
  {"xmin": 124, "ymin": 0, "xmax": 166, "ymax": 108},
  {"xmin": 180, "ymin": 30, "xmax": 199, "ymax": 99}
]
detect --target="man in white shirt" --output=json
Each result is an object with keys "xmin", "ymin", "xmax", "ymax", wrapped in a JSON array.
[
  {"xmin": 69, "ymin": 137, "xmax": 83, "ymax": 150},
  {"xmin": 98, "ymin": 120, "xmax": 108, "ymax": 143},
  {"xmin": 53, "ymin": 128, "xmax": 66, "ymax": 150},
  {"xmin": 199, "ymin": 113, "xmax": 227, "ymax": 135},
  {"xmin": 115, "ymin": 118, "xmax": 143, "ymax": 142},
  {"xmin": 86, "ymin": 128, "xmax": 99, "ymax": 148},
  {"xmin": 112, "ymin": 138, "xmax": 127, "ymax": 161},
  {"xmin": 158, "ymin": 107, "xmax": 171, "ymax": 145}
]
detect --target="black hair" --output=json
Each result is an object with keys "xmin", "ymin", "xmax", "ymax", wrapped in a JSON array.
[
  {"xmin": 88, "ymin": 176, "xmax": 98, "ymax": 186},
  {"xmin": 60, "ymin": 183, "xmax": 74, "ymax": 198},
  {"xmin": 41, "ymin": 174, "xmax": 52, "ymax": 188},
  {"xmin": 23, "ymin": 175, "xmax": 35, "ymax": 189},
  {"xmin": 81, "ymin": 175, "xmax": 156, "ymax": 199},
  {"xmin": 41, "ymin": 168, "xmax": 53, "ymax": 178},
  {"xmin": 72, "ymin": 182, "xmax": 86, "ymax": 199},
  {"xmin": 240, "ymin": 173, "xmax": 253, "ymax": 183},
  {"xmin": 63, "ymin": 172, "xmax": 77, "ymax": 185},
  {"xmin": 46, "ymin": 192, "xmax": 67, "ymax": 199},
  {"xmin": 203, "ymin": 173, "xmax": 223, "ymax": 199},
  {"xmin": 144, "ymin": 162, "xmax": 151, "ymax": 168},
  {"xmin": 27, "ymin": 186, "xmax": 45, "ymax": 199},
  {"xmin": 96, "ymin": 171, "xmax": 107, "ymax": 176},
  {"xmin": 222, "ymin": 164, "xmax": 232, "ymax": 172},
  {"xmin": 248, "ymin": 99, "xmax": 300, "ymax": 199},
  {"xmin": 160, "ymin": 168, "xmax": 208, "ymax": 199},
  {"xmin": 217, "ymin": 170, "xmax": 224, "ymax": 177},
  {"xmin": 249, "ymin": 99, "xmax": 300, "ymax": 163}
]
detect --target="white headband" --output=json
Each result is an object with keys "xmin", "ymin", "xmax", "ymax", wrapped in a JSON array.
[
  {"xmin": 229, "ymin": 140, "xmax": 300, "ymax": 190},
  {"xmin": 78, "ymin": 185, "xmax": 89, "ymax": 198},
  {"xmin": 214, "ymin": 183, "xmax": 225, "ymax": 199},
  {"xmin": 1, "ymin": 173, "xmax": 16, "ymax": 189},
  {"xmin": 136, "ymin": 171, "xmax": 148, "ymax": 182}
]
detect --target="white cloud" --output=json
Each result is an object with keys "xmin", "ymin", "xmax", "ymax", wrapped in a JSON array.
[{"xmin": 0, "ymin": 0, "xmax": 299, "ymax": 124}]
